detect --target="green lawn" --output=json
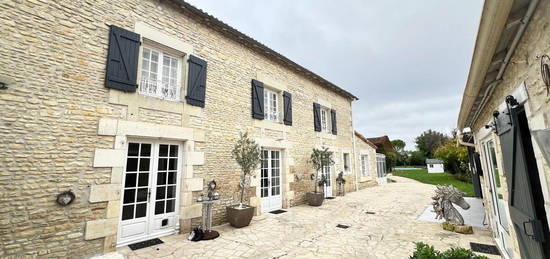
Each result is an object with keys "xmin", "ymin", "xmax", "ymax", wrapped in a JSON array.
[{"xmin": 392, "ymin": 169, "xmax": 474, "ymax": 197}]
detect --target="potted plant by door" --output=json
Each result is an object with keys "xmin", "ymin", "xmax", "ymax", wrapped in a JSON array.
[
  {"xmin": 306, "ymin": 147, "xmax": 334, "ymax": 206},
  {"xmin": 226, "ymin": 132, "xmax": 261, "ymax": 228}
]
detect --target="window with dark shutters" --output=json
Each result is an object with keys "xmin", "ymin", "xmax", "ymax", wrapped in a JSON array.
[
  {"xmin": 105, "ymin": 25, "xmax": 141, "ymax": 92},
  {"xmin": 313, "ymin": 103, "xmax": 321, "ymax": 132},
  {"xmin": 185, "ymin": 55, "xmax": 207, "ymax": 107},
  {"xmin": 331, "ymin": 109, "xmax": 337, "ymax": 135},
  {"xmin": 283, "ymin": 91, "xmax": 292, "ymax": 126},
  {"xmin": 251, "ymin": 79, "xmax": 265, "ymax": 119}
]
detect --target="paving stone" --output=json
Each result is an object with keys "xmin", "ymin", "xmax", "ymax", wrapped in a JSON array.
[{"xmin": 97, "ymin": 176, "xmax": 501, "ymax": 258}]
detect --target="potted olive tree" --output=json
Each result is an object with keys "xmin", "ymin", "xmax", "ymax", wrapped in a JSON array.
[
  {"xmin": 306, "ymin": 147, "xmax": 334, "ymax": 206},
  {"xmin": 226, "ymin": 132, "xmax": 261, "ymax": 228}
]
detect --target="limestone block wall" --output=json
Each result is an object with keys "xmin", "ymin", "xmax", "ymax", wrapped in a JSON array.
[
  {"xmin": 471, "ymin": 2, "xmax": 550, "ymax": 258},
  {"xmin": 354, "ymin": 136, "xmax": 378, "ymax": 190},
  {"xmin": 0, "ymin": 0, "xmax": 357, "ymax": 257}
]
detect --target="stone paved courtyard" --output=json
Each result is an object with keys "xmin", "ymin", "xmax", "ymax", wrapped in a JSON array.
[{"xmin": 106, "ymin": 176, "xmax": 500, "ymax": 259}]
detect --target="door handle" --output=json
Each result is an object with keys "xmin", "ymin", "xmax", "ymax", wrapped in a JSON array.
[{"xmin": 148, "ymin": 189, "xmax": 151, "ymax": 201}]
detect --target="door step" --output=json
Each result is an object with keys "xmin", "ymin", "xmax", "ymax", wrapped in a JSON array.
[
  {"xmin": 469, "ymin": 242, "xmax": 500, "ymax": 255},
  {"xmin": 128, "ymin": 238, "xmax": 163, "ymax": 251}
]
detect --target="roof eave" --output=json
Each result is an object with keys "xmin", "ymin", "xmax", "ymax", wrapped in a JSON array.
[
  {"xmin": 457, "ymin": 0, "xmax": 515, "ymax": 129},
  {"xmin": 171, "ymin": 0, "xmax": 359, "ymax": 101}
]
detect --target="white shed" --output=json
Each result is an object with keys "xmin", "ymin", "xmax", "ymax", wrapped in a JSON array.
[{"xmin": 426, "ymin": 159, "xmax": 444, "ymax": 173}]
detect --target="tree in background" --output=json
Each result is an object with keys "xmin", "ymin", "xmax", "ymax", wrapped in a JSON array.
[
  {"xmin": 434, "ymin": 139, "xmax": 470, "ymax": 177},
  {"xmin": 385, "ymin": 151, "xmax": 398, "ymax": 171},
  {"xmin": 408, "ymin": 151, "xmax": 427, "ymax": 166},
  {"xmin": 415, "ymin": 130, "xmax": 449, "ymax": 158},
  {"xmin": 391, "ymin": 139, "xmax": 406, "ymax": 154}
]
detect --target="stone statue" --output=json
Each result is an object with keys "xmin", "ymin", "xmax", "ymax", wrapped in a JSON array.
[{"xmin": 432, "ymin": 185, "xmax": 470, "ymax": 226}]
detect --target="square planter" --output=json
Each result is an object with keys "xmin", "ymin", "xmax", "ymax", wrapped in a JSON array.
[{"xmin": 226, "ymin": 205, "xmax": 255, "ymax": 228}]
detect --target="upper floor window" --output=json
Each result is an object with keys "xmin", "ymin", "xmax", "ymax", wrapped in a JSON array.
[
  {"xmin": 320, "ymin": 107, "xmax": 331, "ymax": 133},
  {"xmin": 264, "ymin": 88, "xmax": 279, "ymax": 122},
  {"xmin": 139, "ymin": 46, "xmax": 182, "ymax": 102}
]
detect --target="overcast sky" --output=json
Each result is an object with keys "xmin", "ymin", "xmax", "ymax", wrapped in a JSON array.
[{"xmin": 186, "ymin": 0, "xmax": 484, "ymax": 150}]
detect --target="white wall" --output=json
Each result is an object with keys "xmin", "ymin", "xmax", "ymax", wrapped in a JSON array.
[{"xmin": 427, "ymin": 163, "xmax": 444, "ymax": 173}]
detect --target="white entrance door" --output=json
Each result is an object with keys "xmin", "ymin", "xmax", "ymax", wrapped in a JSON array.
[
  {"xmin": 118, "ymin": 141, "xmax": 182, "ymax": 246},
  {"xmin": 322, "ymin": 165, "xmax": 332, "ymax": 197},
  {"xmin": 260, "ymin": 149, "xmax": 282, "ymax": 213},
  {"xmin": 482, "ymin": 139, "xmax": 513, "ymax": 258}
]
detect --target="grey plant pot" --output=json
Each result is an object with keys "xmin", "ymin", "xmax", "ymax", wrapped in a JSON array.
[
  {"xmin": 306, "ymin": 192, "xmax": 324, "ymax": 206},
  {"xmin": 226, "ymin": 205, "xmax": 255, "ymax": 228}
]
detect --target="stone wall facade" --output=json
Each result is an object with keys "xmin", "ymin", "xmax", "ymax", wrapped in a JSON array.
[
  {"xmin": 470, "ymin": 1, "xmax": 550, "ymax": 258},
  {"xmin": 0, "ymin": 0, "xmax": 366, "ymax": 258},
  {"xmin": 354, "ymin": 133, "xmax": 378, "ymax": 190}
]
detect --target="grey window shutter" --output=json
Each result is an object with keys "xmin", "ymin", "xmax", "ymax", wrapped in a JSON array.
[
  {"xmin": 186, "ymin": 55, "xmax": 207, "ymax": 107},
  {"xmin": 105, "ymin": 25, "xmax": 140, "ymax": 92},
  {"xmin": 283, "ymin": 91, "xmax": 292, "ymax": 126},
  {"xmin": 331, "ymin": 109, "xmax": 337, "ymax": 135},
  {"xmin": 313, "ymin": 103, "xmax": 321, "ymax": 132},
  {"xmin": 496, "ymin": 96, "xmax": 548, "ymax": 257},
  {"xmin": 251, "ymin": 79, "xmax": 264, "ymax": 119}
]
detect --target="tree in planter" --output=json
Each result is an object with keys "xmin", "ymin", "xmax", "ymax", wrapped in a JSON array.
[
  {"xmin": 231, "ymin": 132, "xmax": 261, "ymax": 208},
  {"xmin": 309, "ymin": 147, "xmax": 335, "ymax": 193}
]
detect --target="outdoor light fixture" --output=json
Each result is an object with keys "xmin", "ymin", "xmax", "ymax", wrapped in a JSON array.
[
  {"xmin": 533, "ymin": 128, "xmax": 550, "ymax": 167},
  {"xmin": 56, "ymin": 190, "xmax": 75, "ymax": 206},
  {"xmin": 208, "ymin": 180, "xmax": 217, "ymax": 191},
  {"xmin": 0, "ymin": 82, "xmax": 6, "ymax": 90}
]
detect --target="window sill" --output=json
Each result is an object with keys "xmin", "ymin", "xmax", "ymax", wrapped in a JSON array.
[
  {"xmin": 108, "ymin": 90, "xmax": 203, "ymax": 118},
  {"xmin": 317, "ymin": 131, "xmax": 336, "ymax": 140},
  {"xmin": 254, "ymin": 119, "xmax": 289, "ymax": 132},
  {"xmin": 359, "ymin": 176, "xmax": 373, "ymax": 182}
]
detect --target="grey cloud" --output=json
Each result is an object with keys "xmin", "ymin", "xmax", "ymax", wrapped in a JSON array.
[{"xmin": 186, "ymin": 0, "xmax": 483, "ymax": 150}]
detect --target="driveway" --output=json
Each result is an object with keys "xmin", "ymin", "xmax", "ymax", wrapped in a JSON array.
[{"xmin": 108, "ymin": 176, "xmax": 500, "ymax": 258}]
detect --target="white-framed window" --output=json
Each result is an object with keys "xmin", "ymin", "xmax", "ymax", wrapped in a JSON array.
[
  {"xmin": 139, "ymin": 46, "xmax": 182, "ymax": 102},
  {"xmin": 264, "ymin": 88, "xmax": 279, "ymax": 122},
  {"xmin": 361, "ymin": 155, "xmax": 369, "ymax": 176},
  {"xmin": 343, "ymin": 153, "xmax": 350, "ymax": 172},
  {"xmin": 320, "ymin": 107, "xmax": 331, "ymax": 133}
]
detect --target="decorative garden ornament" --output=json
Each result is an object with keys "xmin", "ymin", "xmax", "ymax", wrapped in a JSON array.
[
  {"xmin": 336, "ymin": 171, "xmax": 346, "ymax": 196},
  {"xmin": 432, "ymin": 185, "xmax": 470, "ymax": 225}
]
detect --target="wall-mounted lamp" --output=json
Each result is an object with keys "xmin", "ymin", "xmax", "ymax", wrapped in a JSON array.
[
  {"xmin": 56, "ymin": 190, "xmax": 75, "ymax": 206},
  {"xmin": 0, "ymin": 82, "xmax": 7, "ymax": 90}
]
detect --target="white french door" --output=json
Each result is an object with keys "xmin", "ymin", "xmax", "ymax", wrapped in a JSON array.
[
  {"xmin": 117, "ymin": 141, "xmax": 182, "ymax": 246},
  {"xmin": 481, "ymin": 138, "xmax": 513, "ymax": 258},
  {"xmin": 261, "ymin": 149, "xmax": 282, "ymax": 213},
  {"xmin": 322, "ymin": 165, "xmax": 332, "ymax": 197}
]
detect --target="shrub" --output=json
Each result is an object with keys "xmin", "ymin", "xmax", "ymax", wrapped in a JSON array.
[
  {"xmin": 434, "ymin": 139, "xmax": 470, "ymax": 175},
  {"xmin": 409, "ymin": 242, "xmax": 488, "ymax": 259},
  {"xmin": 308, "ymin": 147, "xmax": 334, "ymax": 193}
]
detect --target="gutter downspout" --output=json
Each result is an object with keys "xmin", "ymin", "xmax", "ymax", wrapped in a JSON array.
[
  {"xmin": 457, "ymin": 132, "xmax": 476, "ymax": 148},
  {"xmin": 468, "ymin": 0, "xmax": 540, "ymax": 127},
  {"xmin": 350, "ymin": 102, "xmax": 359, "ymax": 192}
]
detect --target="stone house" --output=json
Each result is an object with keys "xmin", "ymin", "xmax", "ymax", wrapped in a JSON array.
[
  {"xmin": 353, "ymin": 131, "xmax": 379, "ymax": 189},
  {"xmin": 0, "ymin": 0, "xmax": 374, "ymax": 257},
  {"xmin": 457, "ymin": 0, "xmax": 550, "ymax": 258}
]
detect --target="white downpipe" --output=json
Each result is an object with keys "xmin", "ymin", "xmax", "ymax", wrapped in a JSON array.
[
  {"xmin": 457, "ymin": 132, "xmax": 475, "ymax": 148},
  {"xmin": 351, "ymin": 109, "xmax": 359, "ymax": 192},
  {"xmin": 469, "ymin": 0, "xmax": 540, "ymax": 127}
]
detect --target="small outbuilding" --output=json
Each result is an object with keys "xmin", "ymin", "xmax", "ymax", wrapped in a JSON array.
[{"xmin": 426, "ymin": 159, "xmax": 444, "ymax": 173}]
